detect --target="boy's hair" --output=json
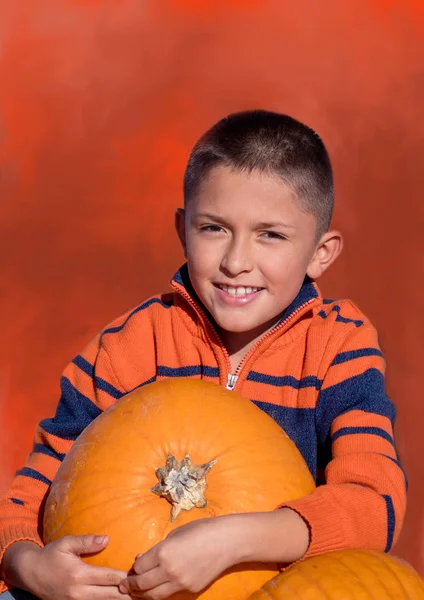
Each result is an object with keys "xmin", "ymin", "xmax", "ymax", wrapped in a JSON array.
[{"xmin": 183, "ymin": 109, "xmax": 334, "ymax": 238}]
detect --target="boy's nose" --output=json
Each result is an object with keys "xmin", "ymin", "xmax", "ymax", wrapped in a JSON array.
[{"xmin": 220, "ymin": 239, "xmax": 253, "ymax": 275}]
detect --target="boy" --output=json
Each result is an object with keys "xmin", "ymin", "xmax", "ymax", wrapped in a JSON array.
[{"xmin": 0, "ymin": 110, "xmax": 407, "ymax": 600}]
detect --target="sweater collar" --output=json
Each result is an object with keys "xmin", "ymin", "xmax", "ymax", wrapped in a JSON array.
[{"xmin": 170, "ymin": 263, "xmax": 321, "ymax": 328}]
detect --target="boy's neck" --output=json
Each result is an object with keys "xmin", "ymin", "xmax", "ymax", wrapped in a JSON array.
[{"xmin": 217, "ymin": 316, "xmax": 281, "ymax": 372}]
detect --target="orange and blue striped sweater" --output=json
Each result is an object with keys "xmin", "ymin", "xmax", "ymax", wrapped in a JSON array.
[{"xmin": 0, "ymin": 264, "xmax": 407, "ymax": 589}]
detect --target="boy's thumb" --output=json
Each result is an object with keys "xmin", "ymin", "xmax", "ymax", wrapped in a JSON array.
[{"xmin": 63, "ymin": 534, "xmax": 109, "ymax": 556}]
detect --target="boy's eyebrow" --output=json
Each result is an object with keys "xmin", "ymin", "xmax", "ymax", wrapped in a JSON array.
[
  {"xmin": 256, "ymin": 220, "xmax": 297, "ymax": 230},
  {"xmin": 193, "ymin": 213, "xmax": 296, "ymax": 229},
  {"xmin": 192, "ymin": 212, "xmax": 227, "ymax": 223}
]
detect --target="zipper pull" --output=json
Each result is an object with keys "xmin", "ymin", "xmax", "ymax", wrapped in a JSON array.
[{"xmin": 226, "ymin": 373, "xmax": 238, "ymax": 390}]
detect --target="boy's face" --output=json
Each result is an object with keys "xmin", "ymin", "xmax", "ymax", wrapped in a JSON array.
[{"xmin": 176, "ymin": 166, "xmax": 338, "ymax": 343}]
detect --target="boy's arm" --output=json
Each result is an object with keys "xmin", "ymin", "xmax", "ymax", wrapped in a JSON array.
[
  {"xmin": 0, "ymin": 331, "xmax": 126, "ymax": 592},
  {"xmin": 282, "ymin": 317, "xmax": 407, "ymax": 558}
]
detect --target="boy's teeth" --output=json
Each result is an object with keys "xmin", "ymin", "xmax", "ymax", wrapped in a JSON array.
[{"xmin": 219, "ymin": 285, "xmax": 260, "ymax": 296}]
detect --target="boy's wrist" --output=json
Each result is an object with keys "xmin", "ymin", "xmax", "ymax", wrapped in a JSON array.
[
  {"xmin": 220, "ymin": 509, "xmax": 310, "ymax": 566},
  {"xmin": 1, "ymin": 541, "xmax": 42, "ymax": 589}
]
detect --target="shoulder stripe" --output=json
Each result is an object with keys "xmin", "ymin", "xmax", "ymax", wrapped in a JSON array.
[
  {"xmin": 332, "ymin": 426, "xmax": 394, "ymax": 445},
  {"xmin": 382, "ymin": 494, "xmax": 395, "ymax": 552},
  {"xmin": 10, "ymin": 498, "xmax": 25, "ymax": 506},
  {"xmin": 157, "ymin": 365, "xmax": 219, "ymax": 378},
  {"xmin": 331, "ymin": 348, "xmax": 384, "ymax": 366},
  {"xmin": 40, "ymin": 377, "xmax": 102, "ymax": 441},
  {"xmin": 95, "ymin": 377, "xmax": 123, "ymax": 400},
  {"xmin": 72, "ymin": 355, "xmax": 124, "ymax": 400},
  {"xmin": 247, "ymin": 371, "xmax": 322, "ymax": 390},
  {"xmin": 15, "ymin": 467, "xmax": 52, "ymax": 486},
  {"xmin": 316, "ymin": 369, "xmax": 396, "ymax": 442},
  {"xmin": 32, "ymin": 443, "xmax": 66, "ymax": 462},
  {"xmin": 102, "ymin": 297, "xmax": 173, "ymax": 337},
  {"xmin": 318, "ymin": 305, "xmax": 364, "ymax": 327},
  {"xmin": 73, "ymin": 355, "xmax": 94, "ymax": 377}
]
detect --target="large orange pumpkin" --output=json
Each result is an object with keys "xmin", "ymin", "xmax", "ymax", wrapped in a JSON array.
[
  {"xmin": 248, "ymin": 549, "xmax": 424, "ymax": 599},
  {"xmin": 43, "ymin": 378, "xmax": 315, "ymax": 599}
]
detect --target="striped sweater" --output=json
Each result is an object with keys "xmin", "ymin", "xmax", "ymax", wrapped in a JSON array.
[{"xmin": 0, "ymin": 264, "xmax": 407, "ymax": 590}]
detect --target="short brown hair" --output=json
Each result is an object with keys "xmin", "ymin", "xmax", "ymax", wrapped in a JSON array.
[{"xmin": 183, "ymin": 109, "xmax": 334, "ymax": 238}]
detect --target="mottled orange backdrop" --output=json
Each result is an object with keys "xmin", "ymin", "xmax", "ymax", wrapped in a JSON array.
[{"xmin": 1, "ymin": 0, "xmax": 423, "ymax": 574}]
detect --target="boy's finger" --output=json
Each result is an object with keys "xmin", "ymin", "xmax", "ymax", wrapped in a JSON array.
[
  {"xmin": 120, "ymin": 566, "xmax": 166, "ymax": 594},
  {"xmin": 57, "ymin": 534, "xmax": 109, "ymax": 556},
  {"xmin": 79, "ymin": 585, "xmax": 132, "ymax": 600},
  {"xmin": 81, "ymin": 565, "xmax": 129, "ymax": 586},
  {"xmin": 132, "ymin": 547, "xmax": 160, "ymax": 575},
  {"xmin": 131, "ymin": 581, "xmax": 179, "ymax": 600}
]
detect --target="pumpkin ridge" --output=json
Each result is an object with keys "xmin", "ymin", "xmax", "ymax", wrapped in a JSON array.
[
  {"xmin": 259, "ymin": 576, "xmax": 305, "ymax": 600},
  {"xmin": 61, "ymin": 489, "xmax": 159, "ymax": 513},
  {"xmin": 46, "ymin": 493, "xmax": 160, "ymax": 540},
  {"xmin": 256, "ymin": 587, "xmax": 274, "ymax": 599},
  {"xmin": 281, "ymin": 578, "xmax": 306, "ymax": 600},
  {"xmin": 153, "ymin": 510, "xmax": 179, "ymax": 550},
  {"xmin": 294, "ymin": 561, "xmax": 335, "ymax": 600},
  {"xmin": 214, "ymin": 433, "xmax": 291, "ymax": 456},
  {"xmin": 46, "ymin": 506, "xmax": 128, "ymax": 543},
  {"xmin": 331, "ymin": 552, "xmax": 377, "ymax": 600},
  {"xmin": 352, "ymin": 551, "xmax": 403, "ymax": 598},
  {"xmin": 369, "ymin": 550, "xmax": 423, "ymax": 597}
]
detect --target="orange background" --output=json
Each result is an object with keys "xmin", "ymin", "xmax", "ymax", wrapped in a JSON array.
[{"xmin": 1, "ymin": 0, "xmax": 423, "ymax": 574}]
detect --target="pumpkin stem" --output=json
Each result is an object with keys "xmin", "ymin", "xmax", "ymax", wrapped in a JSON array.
[{"xmin": 151, "ymin": 453, "xmax": 218, "ymax": 521}]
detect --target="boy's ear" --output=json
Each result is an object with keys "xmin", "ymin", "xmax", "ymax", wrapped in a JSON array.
[
  {"xmin": 175, "ymin": 208, "xmax": 187, "ymax": 255},
  {"xmin": 306, "ymin": 230, "xmax": 343, "ymax": 280}
]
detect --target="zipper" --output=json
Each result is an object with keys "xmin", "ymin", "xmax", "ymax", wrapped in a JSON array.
[
  {"xmin": 226, "ymin": 298, "xmax": 316, "ymax": 386},
  {"xmin": 226, "ymin": 373, "xmax": 238, "ymax": 390},
  {"xmin": 172, "ymin": 282, "xmax": 316, "ymax": 392}
]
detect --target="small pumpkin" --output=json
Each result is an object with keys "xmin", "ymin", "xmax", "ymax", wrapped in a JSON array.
[
  {"xmin": 43, "ymin": 378, "xmax": 315, "ymax": 600},
  {"xmin": 248, "ymin": 549, "xmax": 424, "ymax": 599}
]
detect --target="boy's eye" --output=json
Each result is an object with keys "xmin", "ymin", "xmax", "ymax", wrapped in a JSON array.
[
  {"xmin": 200, "ymin": 224, "xmax": 224, "ymax": 233},
  {"xmin": 262, "ymin": 231, "xmax": 286, "ymax": 240}
]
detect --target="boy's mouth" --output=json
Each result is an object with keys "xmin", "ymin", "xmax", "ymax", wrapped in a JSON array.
[{"xmin": 214, "ymin": 283, "xmax": 263, "ymax": 297}]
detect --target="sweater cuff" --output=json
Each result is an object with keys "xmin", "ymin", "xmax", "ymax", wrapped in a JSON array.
[
  {"xmin": 0, "ymin": 524, "xmax": 44, "ymax": 593},
  {"xmin": 281, "ymin": 493, "xmax": 347, "ymax": 559}
]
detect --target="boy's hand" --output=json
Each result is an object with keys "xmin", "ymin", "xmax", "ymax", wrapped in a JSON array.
[
  {"xmin": 119, "ymin": 517, "xmax": 238, "ymax": 600},
  {"xmin": 2, "ymin": 535, "xmax": 131, "ymax": 600},
  {"xmin": 118, "ymin": 509, "xmax": 310, "ymax": 600}
]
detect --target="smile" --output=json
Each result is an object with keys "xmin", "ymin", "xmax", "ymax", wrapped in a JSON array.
[{"xmin": 214, "ymin": 283, "xmax": 263, "ymax": 298}]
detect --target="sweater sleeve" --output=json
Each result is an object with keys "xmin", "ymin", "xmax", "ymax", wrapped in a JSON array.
[
  {"xmin": 281, "ymin": 317, "xmax": 407, "ymax": 558},
  {"xmin": 0, "ymin": 332, "xmax": 126, "ymax": 592}
]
